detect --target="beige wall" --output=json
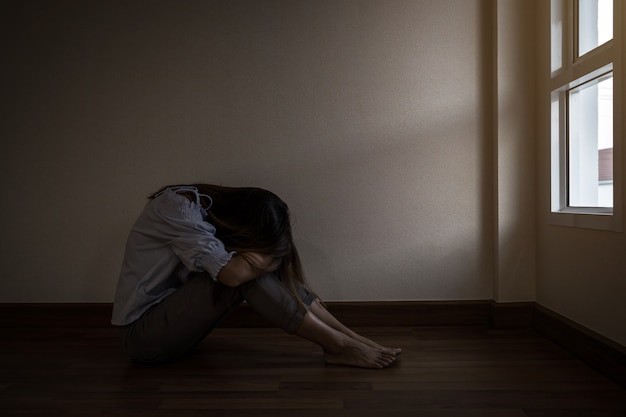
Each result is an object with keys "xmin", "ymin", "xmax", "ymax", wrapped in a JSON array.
[{"xmin": 2, "ymin": 0, "xmax": 492, "ymax": 303}]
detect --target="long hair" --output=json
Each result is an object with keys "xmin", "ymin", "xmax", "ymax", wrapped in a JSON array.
[{"xmin": 153, "ymin": 184, "xmax": 311, "ymax": 305}]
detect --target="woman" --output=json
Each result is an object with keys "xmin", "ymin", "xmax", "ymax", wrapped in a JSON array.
[{"xmin": 112, "ymin": 184, "xmax": 401, "ymax": 369}]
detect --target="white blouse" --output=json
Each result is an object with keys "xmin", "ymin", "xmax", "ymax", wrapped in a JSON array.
[{"xmin": 111, "ymin": 187, "xmax": 235, "ymax": 326}]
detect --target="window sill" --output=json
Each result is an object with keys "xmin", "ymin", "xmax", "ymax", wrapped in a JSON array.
[{"xmin": 548, "ymin": 210, "xmax": 622, "ymax": 232}]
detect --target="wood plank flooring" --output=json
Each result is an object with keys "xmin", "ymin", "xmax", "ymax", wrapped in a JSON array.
[{"xmin": 1, "ymin": 325, "xmax": 625, "ymax": 416}]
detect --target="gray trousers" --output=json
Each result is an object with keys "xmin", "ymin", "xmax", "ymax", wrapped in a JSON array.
[{"xmin": 120, "ymin": 273, "xmax": 316, "ymax": 363}]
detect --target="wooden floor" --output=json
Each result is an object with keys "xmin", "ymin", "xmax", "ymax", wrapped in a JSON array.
[{"xmin": 1, "ymin": 325, "xmax": 625, "ymax": 417}]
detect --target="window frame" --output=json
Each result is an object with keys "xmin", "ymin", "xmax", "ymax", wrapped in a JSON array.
[{"xmin": 549, "ymin": 0, "xmax": 623, "ymax": 231}]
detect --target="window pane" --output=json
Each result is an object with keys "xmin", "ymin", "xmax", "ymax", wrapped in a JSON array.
[
  {"xmin": 578, "ymin": 0, "xmax": 613, "ymax": 57},
  {"xmin": 551, "ymin": 0, "xmax": 563, "ymax": 72},
  {"xmin": 568, "ymin": 73, "xmax": 613, "ymax": 207}
]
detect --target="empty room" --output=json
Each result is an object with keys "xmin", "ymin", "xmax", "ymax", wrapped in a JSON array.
[{"xmin": 1, "ymin": 0, "xmax": 625, "ymax": 416}]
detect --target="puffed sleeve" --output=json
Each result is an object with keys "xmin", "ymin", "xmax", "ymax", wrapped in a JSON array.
[{"xmin": 142, "ymin": 189, "xmax": 235, "ymax": 280}]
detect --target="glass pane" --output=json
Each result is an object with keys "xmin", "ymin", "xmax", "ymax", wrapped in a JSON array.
[
  {"xmin": 578, "ymin": 0, "xmax": 613, "ymax": 57},
  {"xmin": 568, "ymin": 73, "xmax": 613, "ymax": 207},
  {"xmin": 551, "ymin": 0, "xmax": 563, "ymax": 72}
]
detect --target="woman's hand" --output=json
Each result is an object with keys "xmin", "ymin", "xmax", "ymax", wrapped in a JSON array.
[
  {"xmin": 216, "ymin": 252, "xmax": 282, "ymax": 287},
  {"xmin": 239, "ymin": 252, "xmax": 282, "ymax": 273}
]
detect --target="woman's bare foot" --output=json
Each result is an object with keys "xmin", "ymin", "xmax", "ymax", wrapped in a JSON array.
[
  {"xmin": 308, "ymin": 300, "xmax": 402, "ymax": 358},
  {"xmin": 324, "ymin": 339, "xmax": 398, "ymax": 369},
  {"xmin": 351, "ymin": 333, "xmax": 402, "ymax": 356},
  {"xmin": 296, "ymin": 311, "xmax": 400, "ymax": 369}
]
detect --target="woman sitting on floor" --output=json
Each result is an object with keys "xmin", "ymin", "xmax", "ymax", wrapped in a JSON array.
[{"xmin": 111, "ymin": 184, "xmax": 401, "ymax": 369}]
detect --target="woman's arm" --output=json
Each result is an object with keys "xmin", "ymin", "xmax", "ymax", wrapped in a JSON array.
[
  {"xmin": 216, "ymin": 252, "xmax": 281, "ymax": 287},
  {"xmin": 149, "ymin": 189, "xmax": 280, "ymax": 286}
]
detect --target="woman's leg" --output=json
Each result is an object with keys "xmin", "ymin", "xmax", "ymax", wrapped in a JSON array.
[
  {"xmin": 237, "ymin": 273, "xmax": 316, "ymax": 334},
  {"xmin": 123, "ymin": 273, "xmax": 400, "ymax": 368},
  {"xmin": 295, "ymin": 310, "xmax": 398, "ymax": 369},
  {"xmin": 234, "ymin": 276, "xmax": 400, "ymax": 369},
  {"xmin": 229, "ymin": 274, "xmax": 400, "ymax": 369},
  {"xmin": 122, "ymin": 272, "xmax": 315, "ymax": 363},
  {"xmin": 121, "ymin": 273, "xmax": 245, "ymax": 363},
  {"xmin": 309, "ymin": 299, "xmax": 402, "ymax": 355}
]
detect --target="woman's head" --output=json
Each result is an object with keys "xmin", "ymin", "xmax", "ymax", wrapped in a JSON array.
[{"xmin": 193, "ymin": 185, "xmax": 293, "ymax": 257}]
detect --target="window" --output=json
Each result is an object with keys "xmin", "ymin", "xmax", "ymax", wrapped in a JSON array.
[{"xmin": 550, "ymin": 0, "xmax": 622, "ymax": 231}]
